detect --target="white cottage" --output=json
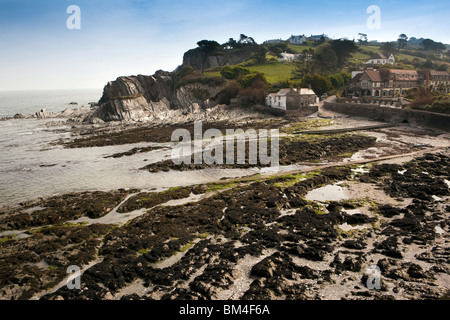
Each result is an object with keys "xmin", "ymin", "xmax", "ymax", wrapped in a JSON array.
[
  {"xmin": 266, "ymin": 88, "xmax": 318, "ymax": 110},
  {"xmin": 279, "ymin": 52, "xmax": 302, "ymax": 62},
  {"xmin": 288, "ymin": 35, "xmax": 307, "ymax": 45},
  {"xmin": 366, "ymin": 53, "xmax": 395, "ymax": 65}
]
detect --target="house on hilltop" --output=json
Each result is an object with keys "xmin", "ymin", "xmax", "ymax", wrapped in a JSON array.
[
  {"xmin": 366, "ymin": 53, "xmax": 395, "ymax": 65},
  {"xmin": 309, "ymin": 34, "xmax": 327, "ymax": 42},
  {"xmin": 264, "ymin": 39, "xmax": 283, "ymax": 45},
  {"xmin": 288, "ymin": 35, "xmax": 307, "ymax": 45}
]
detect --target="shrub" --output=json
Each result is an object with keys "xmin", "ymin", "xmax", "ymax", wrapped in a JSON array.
[
  {"xmin": 220, "ymin": 66, "xmax": 251, "ymax": 80},
  {"xmin": 215, "ymin": 81, "xmax": 240, "ymax": 105},
  {"xmin": 239, "ymin": 72, "xmax": 267, "ymax": 88},
  {"xmin": 410, "ymin": 87, "xmax": 434, "ymax": 107},
  {"xmin": 238, "ymin": 79, "xmax": 267, "ymax": 106}
]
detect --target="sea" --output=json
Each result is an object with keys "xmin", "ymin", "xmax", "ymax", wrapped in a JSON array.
[
  {"xmin": 0, "ymin": 89, "xmax": 268, "ymax": 206},
  {"xmin": 0, "ymin": 89, "xmax": 103, "ymax": 119}
]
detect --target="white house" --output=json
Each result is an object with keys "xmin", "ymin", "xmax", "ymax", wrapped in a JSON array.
[
  {"xmin": 366, "ymin": 53, "xmax": 395, "ymax": 65},
  {"xmin": 288, "ymin": 35, "xmax": 307, "ymax": 45},
  {"xmin": 266, "ymin": 88, "xmax": 318, "ymax": 110},
  {"xmin": 266, "ymin": 91, "xmax": 288, "ymax": 110},
  {"xmin": 279, "ymin": 52, "xmax": 302, "ymax": 62}
]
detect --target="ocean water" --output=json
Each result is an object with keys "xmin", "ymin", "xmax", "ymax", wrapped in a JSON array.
[
  {"xmin": 0, "ymin": 89, "xmax": 103, "ymax": 118},
  {"xmin": 0, "ymin": 90, "xmax": 263, "ymax": 205}
]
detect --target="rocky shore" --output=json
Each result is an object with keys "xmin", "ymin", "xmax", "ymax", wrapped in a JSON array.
[
  {"xmin": 0, "ymin": 100, "xmax": 449, "ymax": 301},
  {"xmin": 1, "ymin": 140, "xmax": 448, "ymax": 299}
]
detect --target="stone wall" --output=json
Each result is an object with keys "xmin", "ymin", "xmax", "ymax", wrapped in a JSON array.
[{"xmin": 323, "ymin": 102, "xmax": 450, "ymax": 132}]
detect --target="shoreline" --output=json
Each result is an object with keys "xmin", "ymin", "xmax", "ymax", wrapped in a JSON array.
[{"xmin": 0, "ymin": 113, "xmax": 449, "ymax": 300}]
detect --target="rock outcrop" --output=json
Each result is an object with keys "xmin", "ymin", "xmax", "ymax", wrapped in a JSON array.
[
  {"xmin": 87, "ymin": 71, "xmax": 227, "ymax": 123},
  {"xmin": 181, "ymin": 46, "xmax": 256, "ymax": 71}
]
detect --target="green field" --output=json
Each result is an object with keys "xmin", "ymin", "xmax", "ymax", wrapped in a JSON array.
[
  {"xmin": 247, "ymin": 62, "xmax": 296, "ymax": 84},
  {"xmin": 287, "ymin": 43, "xmax": 317, "ymax": 53}
]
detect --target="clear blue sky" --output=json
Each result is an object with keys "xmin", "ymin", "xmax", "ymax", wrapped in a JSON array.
[{"xmin": 0, "ymin": 0, "xmax": 448, "ymax": 90}]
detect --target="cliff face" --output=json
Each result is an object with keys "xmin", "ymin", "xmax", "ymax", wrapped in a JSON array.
[
  {"xmin": 182, "ymin": 47, "xmax": 255, "ymax": 71},
  {"xmin": 88, "ymin": 71, "xmax": 226, "ymax": 122}
]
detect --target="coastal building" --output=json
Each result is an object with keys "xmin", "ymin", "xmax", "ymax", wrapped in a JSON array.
[
  {"xmin": 264, "ymin": 39, "xmax": 283, "ymax": 45},
  {"xmin": 288, "ymin": 35, "xmax": 307, "ymax": 45},
  {"xmin": 349, "ymin": 69, "xmax": 421, "ymax": 97},
  {"xmin": 428, "ymin": 70, "xmax": 450, "ymax": 92},
  {"xmin": 279, "ymin": 52, "xmax": 302, "ymax": 62},
  {"xmin": 266, "ymin": 88, "xmax": 318, "ymax": 110},
  {"xmin": 349, "ymin": 68, "xmax": 450, "ymax": 97},
  {"xmin": 365, "ymin": 53, "xmax": 395, "ymax": 65},
  {"xmin": 309, "ymin": 34, "xmax": 327, "ymax": 42}
]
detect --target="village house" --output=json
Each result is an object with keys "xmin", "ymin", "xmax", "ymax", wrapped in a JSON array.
[
  {"xmin": 365, "ymin": 53, "xmax": 395, "ymax": 65},
  {"xmin": 288, "ymin": 35, "xmax": 307, "ymax": 45},
  {"xmin": 279, "ymin": 52, "xmax": 302, "ymax": 62},
  {"xmin": 263, "ymin": 39, "xmax": 283, "ymax": 45},
  {"xmin": 309, "ymin": 34, "xmax": 327, "ymax": 42},
  {"xmin": 349, "ymin": 68, "xmax": 450, "ymax": 97},
  {"xmin": 266, "ymin": 88, "xmax": 318, "ymax": 110},
  {"xmin": 349, "ymin": 69, "xmax": 421, "ymax": 97},
  {"xmin": 428, "ymin": 70, "xmax": 450, "ymax": 93}
]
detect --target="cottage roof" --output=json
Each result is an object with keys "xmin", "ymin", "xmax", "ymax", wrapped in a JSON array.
[
  {"xmin": 368, "ymin": 53, "xmax": 387, "ymax": 60},
  {"xmin": 351, "ymin": 72, "xmax": 364, "ymax": 83},
  {"xmin": 297, "ymin": 88, "xmax": 316, "ymax": 95},
  {"xmin": 274, "ymin": 88, "xmax": 317, "ymax": 96},
  {"xmin": 276, "ymin": 89, "xmax": 292, "ymax": 96},
  {"xmin": 430, "ymin": 70, "xmax": 449, "ymax": 77},
  {"xmin": 388, "ymin": 69, "xmax": 419, "ymax": 80},
  {"xmin": 365, "ymin": 70, "xmax": 383, "ymax": 82}
]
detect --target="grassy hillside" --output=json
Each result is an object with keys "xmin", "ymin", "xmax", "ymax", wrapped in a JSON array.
[
  {"xmin": 192, "ymin": 41, "xmax": 449, "ymax": 89},
  {"xmin": 247, "ymin": 62, "xmax": 297, "ymax": 84}
]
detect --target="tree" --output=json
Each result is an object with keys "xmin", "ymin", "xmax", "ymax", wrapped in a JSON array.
[
  {"xmin": 329, "ymin": 39, "xmax": 358, "ymax": 68},
  {"xmin": 358, "ymin": 33, "xmax": 368, "ymax": 44},
  {"xmin": 422, "ymin": 58, "xmax": 434, "ymax": 69},
  {"xmin": 196, "ymin": 40, "xmax": 221, "ymax": 74},
  {"xmin": 224, "ymin": 38, "xmax": 237, "ymax": 49},
  {"xmin": 238, "ymin": 34, "xmax": 256, "ymax": 46},
  {"xmin": 300, "ymin": 74, "xmax": 332, "ymax": 97},
  {"xmin": 268, "ymin": 43, "xmax": 289, "ymax": 56},
  {"xmin": 380, "ymin": 42, "xmax": 397, "ymax": 56},
  {"xmin": 311, "ymin": 44, "xmax": 338, "ymax": 74},
  {"xmin": 397, "ymin": 34, "xmax": 408, "ymax": 52},
  {"xmin": 252, "ymin": 45, "xmax": 268, "ymax": 64},
  {"xmin": 420, "ymin": 39, "xmax": 446, "ymax": 52}
]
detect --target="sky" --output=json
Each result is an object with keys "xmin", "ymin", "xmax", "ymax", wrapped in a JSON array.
[{"xmin": 0, "ymin": 0, "xmax": 449, "ymax": 91}]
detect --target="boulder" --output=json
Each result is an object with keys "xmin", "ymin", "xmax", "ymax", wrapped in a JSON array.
[
  {"xmin": 13, "ymin": 113, "xmax": 26, "ymax": 119},
  {"xmin": 35, "ymin": 108, "xmax": 50, "ymax": 119},
  {"xmin": 90, "ymin": 117, "xmax": 105, "ymax": 124}
]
